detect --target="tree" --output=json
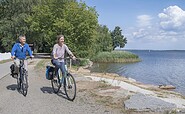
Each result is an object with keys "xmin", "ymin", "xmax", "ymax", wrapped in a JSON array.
[
  {"xmin": 111, "ymin": 26, "xmax": 127, "ymax": 50},
  {"xmin": 0, "ymin": 0, "xmax": 41, "ymax": 52},
  {"xmin": 95, "ymin": 25, "xmax": 112, "ymax": 52},
  {"xmin": 26, "ymin": 0, "xmax": 99, "ymax": 57}
]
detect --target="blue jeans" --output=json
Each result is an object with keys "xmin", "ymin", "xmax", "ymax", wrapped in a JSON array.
[{"xmin": 51, "ymin": 59, "xmax": 66, "ymax": 80}]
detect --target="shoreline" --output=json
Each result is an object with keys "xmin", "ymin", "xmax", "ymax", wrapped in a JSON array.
[
  {"xmin": 35, "ymin": 59, "xmax": 185, "ymax": 113},
  {"xmin": 71, "ymin": 67, "xmax": 185, "ymax": 112}
]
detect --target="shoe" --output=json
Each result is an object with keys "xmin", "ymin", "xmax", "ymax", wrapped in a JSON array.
[
  {"xmin": 53, "ymin": 76, "xmax": 58, "ymax": 80},
  {"xmin": 11, "ymin": 73, "xmax": 18, "ymax": 79}
]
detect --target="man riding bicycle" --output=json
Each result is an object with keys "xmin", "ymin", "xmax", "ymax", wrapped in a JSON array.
[
  {"xmin": 10, "ymin": 35, "xmax": 34, "ymax": 77},
  {"xmin": 51, "ymin": 34, "xmax": 76, "ymax": 80}
]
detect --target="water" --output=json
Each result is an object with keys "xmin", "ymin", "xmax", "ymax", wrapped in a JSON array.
[{"xmin": 91, "ymin": 50, "xmax": 185, "ymax": 95}]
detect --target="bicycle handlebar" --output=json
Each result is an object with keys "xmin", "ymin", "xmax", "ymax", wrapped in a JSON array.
[
  {"xmin": 15, "ymin": 56, "xmax": 33, "ymax": 60},
  {"xmin": 57, "ymin": 56, "xmax": 76, "ymax": 60}
]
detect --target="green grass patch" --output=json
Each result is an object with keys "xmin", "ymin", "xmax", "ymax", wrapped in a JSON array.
[
  {"xmin": 35, "ymin": 59, "xmax": 51, "ymax": 70},
  {"xmin": 0, "ymin": 59, "xmax": 12, "ymax": 64},
  {"xmin": 35, "ymin": 58, "xmax": 90, "ymax": 71},
  {"xmin": 91, "ymin": 51, "xmax": 140, "ymax": 63},
  {"xmin": 77, "ymin": 58, "xmax": 90, "ymax": 66}
]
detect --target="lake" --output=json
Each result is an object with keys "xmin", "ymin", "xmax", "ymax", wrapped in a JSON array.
[{"xmin": 91, "ymin": 50, "xmax": 185, "ymax": 95}]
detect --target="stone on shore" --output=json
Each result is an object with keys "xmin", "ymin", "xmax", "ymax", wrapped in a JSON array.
[{"xmin": 124, "ymin": 93, "xmax": 176, "ymax": 112}]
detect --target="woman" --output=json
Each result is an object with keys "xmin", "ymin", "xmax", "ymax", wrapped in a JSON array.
[{"xmin": 51, "ymin": 34, "xmax": 76, "ymax": 79}]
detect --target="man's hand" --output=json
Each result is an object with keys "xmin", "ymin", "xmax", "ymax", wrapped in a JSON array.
[
  {"xmin": 11, "ymin": 56, "xmax": 15, "ymax": 60},
  {"xmin": 30, "ymin": 55, "xmax": 34, "ymax": 59}
]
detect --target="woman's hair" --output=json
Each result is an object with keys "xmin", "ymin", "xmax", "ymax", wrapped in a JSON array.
[{"xmin": 56, "ymin": 34, "xmax": 64, "ymax": 43}]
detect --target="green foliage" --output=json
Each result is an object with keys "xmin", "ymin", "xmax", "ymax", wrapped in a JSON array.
[
  {"xmin": 0, "ymin": 0, "xmax": 131, "ymax": 60},
  {"xmin": 111, "ymin": 26, "xmax": 127, "ymax": 50},
  {"xmin": 91, "ymin": 51, "xmax": 140, "ymax": 63},
  {"xmin": 77, "ymin": 58, "xmax": 90, "ymax": 66},
  {"xmin": 26, "ymin": 0, "xmax": 98, "ymax": 57},
  {"xmin": 0, "ymin": 0, "xmax": 40, "ymax": 52},
  {"xmin": 95, "ymin": 25, "xmax": 112, "ymax": 53}
]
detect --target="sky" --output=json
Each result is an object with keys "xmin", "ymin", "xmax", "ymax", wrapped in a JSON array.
[{"xmin": 80, "ymin": 0, "xmax": 185, "ymax": 50}]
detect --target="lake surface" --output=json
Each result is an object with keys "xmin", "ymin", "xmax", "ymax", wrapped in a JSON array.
[{"xmin": 91, "ymin": 50, "xmax": 185, "ymax": 95}]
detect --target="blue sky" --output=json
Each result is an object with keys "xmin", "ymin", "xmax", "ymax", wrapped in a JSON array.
[{"xmin": 80, "ymin": 0, "xmax": 185, "ymax": 50}]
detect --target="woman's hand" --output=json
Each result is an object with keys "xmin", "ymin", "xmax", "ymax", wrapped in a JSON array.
[
  {"xmin": 54, "ymin": 56, "xmax": 58, "ymax": 59},
  {"xmin": 72, "ymin": 56, "xmax": 76, "ymax": 60}
]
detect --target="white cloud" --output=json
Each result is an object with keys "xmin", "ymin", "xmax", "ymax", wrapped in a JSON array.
[
  {"xmin": 132, "ymin": 29, "xmax": 149, "ymax": 39},
  {"xmin": 137, "ymin": 15, "xmax": 152, "ymax": 27},
  {"xmin": 158, "ymin": 5, "xmax": 185, "ymax": 31},
  {"xmin": 124, "ymin": 6, "xmax": 185, "ymax": 50}
]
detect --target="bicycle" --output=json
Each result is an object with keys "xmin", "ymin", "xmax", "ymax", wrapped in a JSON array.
[
  {"xmin": 51, "ymin": 57, "xmax": 76, "ymax": 101},
  {"xmin": 16, "ymin": 57, "xmax": 31, "ymax": 96}
]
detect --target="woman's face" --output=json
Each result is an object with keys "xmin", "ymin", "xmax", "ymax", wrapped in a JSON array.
[{"xmin": 59, "ymin": 37, "xmax": 64, "ymax": 44}]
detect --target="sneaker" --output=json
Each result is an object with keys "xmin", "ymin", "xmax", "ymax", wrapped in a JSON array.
[
  {"xmin": 11, "ymin": 73, "xmax": 18, "ymax": 79},
  {"xmin": 53, "ymin": 76, "xmax": 58, "ymax": 81}
]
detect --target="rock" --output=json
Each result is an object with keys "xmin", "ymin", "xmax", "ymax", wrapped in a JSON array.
[
  {"xmin": 124, "ymin": 93, "xmax": 176, "ymax": 112},
  {"xmin": 128, "ymin": 77, "xmax": 136, "ymax": 82},
  {"xmin": 158, "ymin": 85, "xmax": 176, "ymax": 89},
  {"xmin": 75, "ymin": 76, "xmax": 92, "ymax": 82},
  {"xmin": 77, "ymin": 67, "xmax": 90, "ymax": 73},
  {"xmin": 82, "ymin": 59, "xmax": 93, "ymax": 69}
]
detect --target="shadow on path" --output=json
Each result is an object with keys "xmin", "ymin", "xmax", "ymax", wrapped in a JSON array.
[
  {"xmin": 40, "ymin": 86, "xmax": 69, "ymax": 100},
  {"xmin": 40, "ymin": 87, "xmax": 55, "ymax": 94},
  {"xmin": 6, "ymin": 84, "xmax": 18, "ymax": 91}
]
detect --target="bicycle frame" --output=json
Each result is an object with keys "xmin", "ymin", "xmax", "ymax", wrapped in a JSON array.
[
  {"xmin": 16, "ymin": 57, "xmax": 31, "ymax": 96},
  {"xmin": 19, "ymin": 60, "xmax": 26, "ymax": 82},
  {"xmin": 51, "ymin": 57, "xmax": 77, "ymax": 101}
]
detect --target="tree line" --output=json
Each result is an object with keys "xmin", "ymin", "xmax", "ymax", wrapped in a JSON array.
[{"xmin": 0, "ymin": 0, "xmax": 127, "ymax": 58}]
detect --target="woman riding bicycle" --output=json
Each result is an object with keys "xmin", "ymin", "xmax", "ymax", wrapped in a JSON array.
[{"xmin": 51, "ymin": 34, "xmax": 76, "ymax": 80}]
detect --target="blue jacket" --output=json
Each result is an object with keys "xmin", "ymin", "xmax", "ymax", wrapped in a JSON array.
[{"xmin": 11, "ymin": 43, "xmax": 33, "ymax": 59}]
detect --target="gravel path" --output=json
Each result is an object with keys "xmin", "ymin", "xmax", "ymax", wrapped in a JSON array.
[
  {"xmin": 0, "ymin": 61, "xmax": 12, "ymax": 79},
  {"xmin": 0, "ymin": 59, "xmax": 122, "ymax": 114}
]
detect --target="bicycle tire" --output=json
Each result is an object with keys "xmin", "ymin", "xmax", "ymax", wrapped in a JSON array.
[
  {"xmin": 17, "ymin": 76, "xmax": 21, "ymax": 90},
  {"xmin": 22, "ymin": 69, "xmax": 28, "ymax": 96},
  {"xmin": 64, "ymin": 73, "xmax": 76, "ymax": 101},
  {"xmin": 51, "ymin": 74, "xmax": 61, "ymax": 93}
]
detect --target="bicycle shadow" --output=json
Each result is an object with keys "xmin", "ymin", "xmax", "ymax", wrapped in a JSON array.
[
  {"xmin": 40, "ymin": 87, "xmax": 55, "ymax": 94},
  {"xmin": 6, "ymin": 84, "xmax": 18, "ymax": 91},
  {"xmin": 40, "ymin": 86, "xmax": 69, "ymax": 100}
]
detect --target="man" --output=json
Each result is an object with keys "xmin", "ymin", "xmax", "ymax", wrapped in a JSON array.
[{"xmin": 11, "ymin": 35, "xmax": 34, "ymax": 76}]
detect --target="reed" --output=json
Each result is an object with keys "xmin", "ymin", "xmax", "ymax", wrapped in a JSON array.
[{"xmin": 91, "ymin": 51, "xmax": 140, "ymax": 63}]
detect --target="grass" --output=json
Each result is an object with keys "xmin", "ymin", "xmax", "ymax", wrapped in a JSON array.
[
  {"xmin": 96, "ymin": 80, "xmax": 111, "ymax": 89},
  {"xmin": 0, "ymin": 59, "xmax": 12, "ymax": 64},
  {"xmin": 35, "ymin": 59, "xmax": 51, "ymax": 70},
  {"xmin": 77, "ymin": 58, "xmax": 90, "ymax": 66},
  {"xmin": 35, "ymin": 58, "xmax": 89, "ymax": 71},
  {"xmin": 91, "ymin": 51, "xmax": 140, "ymax": 63}
]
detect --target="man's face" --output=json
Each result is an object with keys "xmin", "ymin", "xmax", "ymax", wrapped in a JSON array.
[{"xmin": 19, "ymin": 37, "xmax": 26, "ymax": 44}]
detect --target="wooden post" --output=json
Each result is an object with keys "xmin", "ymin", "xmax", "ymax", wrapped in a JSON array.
[{"xmin": 70, "ymin": 59, "xmax": 72, "ymax": 69}]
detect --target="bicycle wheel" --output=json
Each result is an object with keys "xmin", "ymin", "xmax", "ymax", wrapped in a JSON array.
[
  {"xmin": 21, "ymin": 69, "xmax": 28, "ymax": 96},
  {"xmin": 64, "ymin": 73, "xmax": 76, "ymax": 101},
  {"xmin": 17, "ymin": 75, "xmax": 21, "ymax": 90},
  {"xmin": 51, "ymin": 74, "xmax": 61, "ymax": 94}
]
